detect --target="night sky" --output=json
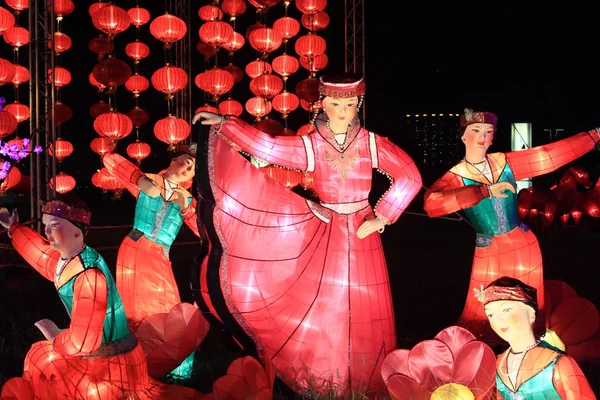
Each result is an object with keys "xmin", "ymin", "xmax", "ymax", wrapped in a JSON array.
[{"xmin": 1, "ymin": 1, "xmax": 599, "ymax": 201}]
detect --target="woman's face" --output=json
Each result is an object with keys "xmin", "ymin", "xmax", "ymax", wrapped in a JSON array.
[
  {"xmin": 42, "ymin": 214, "xmax": 82, "ymax": 253},
  {"xmin": 323, "ymin": 96, "xmax": 359, "ymax": 125},
  {"xmin": 484, "ymin": 300, "xmax": 534, "ymax": 343},
  {"xmin": 462, "ymin": 123, "xmax": 495, "ymax": 152},
  {"xmin": 167, "ymin": 154, "xmax": 196, "ymax": 182}
]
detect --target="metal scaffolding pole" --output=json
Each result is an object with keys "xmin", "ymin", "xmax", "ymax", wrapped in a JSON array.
[
  {"xmin": 29, "ymin": 0, "xmax": 57, "ymax": 227},
  {"xmin": 344, "ymin": 0, "xmax": 365, "ymax": 121}
]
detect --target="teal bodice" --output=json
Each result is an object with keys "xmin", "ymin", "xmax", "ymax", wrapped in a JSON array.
[
  {"xmin": 132, "ymin": 191, "xmax": 189, "ymax": 248},
  {"xmin": 462, "ymin": 163, "xmax": 522, "ymax": 243},
  {"xmin": 496, "ymin": 358, "xmax": 560, "ymax": 400},
  {"xmin": 57, "ymin": 247, "xmax": 130, "ymax": 345}
]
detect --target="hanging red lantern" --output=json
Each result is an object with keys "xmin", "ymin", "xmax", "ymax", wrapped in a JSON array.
[
  {"xmin": 300, "ymin": 53, "xmax": 328, "ymax": 73},
  {"xmin": 245, "ymin": 23, "xmax": 265, "ymax": 39},
  {"xmin": 48, "ymin": 138, "xmax": 74, "ymax": 162},
  {"xmin": 199, "ymin": 21, "xmax": 233, "ymax": 48},
  {"xmin": 48, "ymin": 66, "xmax": 71, "ymax": 87},
  {"xmin": 0, "ymin": 7, "xmax": 14, "ymax": 35},
  {"xmin": 47, "ymin": 32, "xmax": 71, "ymax": 54},
  {"xmin": 92, "ymin": 57, "xmax": 132, "ymax": 88},
  {"xmin": 49, "ymin": 172, "xmax": 76, "ymax": 194},
  {"xmin": 98, "ymin": 167, "xmax": 124, "ymax": 192},
  {"xmin": 11, "ymin": 63, "xmax": 28, "ymax": 86},
  {"xmin": 6, "ymin": 137, "xmax": 30, "ymax": 151},
  {"xmin": 88, "ymin": 2, "xmax": 106, "ymax": 17},
  {"xmin": 125, "ymin": 73, "xmax": 150, "ymax": 96},
  {"xmin": 245, "ymin": 97, "xmax": 272, "ymax": 118},
  {"xmin": 90, "ymin": 101, "xmax": 111, "ymax": 118},
  {"xmin": 47, "ymin": 0, "xmax": 74, "ymax": 17},
  {"xmin": 127, "ymin": 107, "xmax": 150, "ymax": 128},
  {"xmin": 195, "ymin": 105, "xmax": 219, "ymax": 114},
  {"xmin": 96, "ymin": 5, "xmax": 131, "ymax": 36},
  {"xmin": 195, "ymin": 68, "xmax": 234, "ymax": 99},
  {"xmin": 196, "ymin": 40, "xmax": 218, "ymax": 58},
  {"xmin": 88, "ymin": 36, "xmax": 114, "ymax": 58},
  {"xmin": 125, "ymin": 40, "xmax": 150, "ymax": 63},
  {"xmin": 295, "ymin": 34, "xmax": 326, "ymax": 58},
  {"xmin": 223, "ymin": 63, "xmax": 243, "ymax": 83},
  {"xmin": 273, "ymin": 17, "xmax": 300, "ymax": 41},
  {"xmin": 295, "ymin": 77, "xmax": 320, "ymax": 103},
  {"xmin": 89, "ymin": 72, "xmax": 106, "ymax": 91},
  {"xmin": 5, "ymin": 0, "xmax": 28, "ymax": 12},
  {"xmin": 218, "ymin": 99, "xmax": 243, "ymax": 117},
  {"xmin": 301, "ymin": 11, "xmax": 330, "ymax": 31},
  {"xmin": 295, "ymin": 0, "xmax": 327, "ymax": 15},
  {"xmin": 94, "ymin": 111, "xmax": 133, "ymax": 141},
  {"xmin": 272, "ymin": 54, "xmax": 299, "ymax": 78},
  {"xmin": 248, "ymin": 28, "xmax": 282, "ymax": 54},
  {"xmin": 150, "ymin": 13, "xmax": 187, "ymax": 44},
  {"xmin": 248, "ymin": 0, "xmax": 282, "ymax": 10},
  {"xmin": 0, "ymin": 58, "xmax": 15, "ymax": 85},
  {"xmin": 53, "ymin": 102, "xmax": 73, "ymax": 125},
  {"xmin": 127, "ymin": 6, "xmax": 150, "ymax": 26},
  {"xmin": 198, "ymin": 5, "xmax": 223, "ymax": 21},
  {"xmin": 272, "ymin": 91, "xmax": 299, "ymax": 117},
  {"xmin": 0, "ymin": 166, "xmax": 21, "ymax": 193},
  {"xmin": 4, "ymin": 102, "xmax": 29, "ymax": 123},
  {"xmin": 245, "ymin": 60, "xmax": 272, "ymax": 79},
  {"xmin": 154, "ymin": 116, "xmax": 190, "ymax": 146},
  {"xmin": 221, "ymin": 0, "xmax": 247, "ymax": 20},
  {"xmin": 127, "ymin": 140, "xmax": 151, "ymax": 164},
  {"xmin": 0, "ymin": 110, "xmax": 18, "ymax": 139},
  {"xmin": 91, "ymin": 170, "xmax": 102, "ymax": 188},
  {"xmin": 222, "ymin": 31, "xmax": 245, "ymax": 53},
  {"xmin": 3, "ymin": 26, "xmax": 29, "ymax": 48},
  {"xmin": 250, "ymin": 74, "xmax": 283, "ymax": 99},
  {"xmin": 90, "ymin": 137, "xmax": 116, "ymax": 156},
  {"xmin": 151, "ymin": 65, "xmax": 188, "ymax": 95}
]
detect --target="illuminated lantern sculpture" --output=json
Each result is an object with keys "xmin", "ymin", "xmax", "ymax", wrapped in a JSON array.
[
  {"xmin": 48, "ymin": 172, "xmax": 75, "ymax": 194},
  {"xmin": 381, "ymin": 326, "xmax": 496, "ymax": 400},
  {"xmin": 423, "ymin": 111, "xmax": 600, "ymax": 343},
  {"xmin": 192, "ymin": 74, "xmax": 422, "ymax": 396},
  {"xmin": 205, "ymin": 356, "xmax": 275, "ymax": 399},
  {"xmin": 150, "ymin": 13, "xmax": 187, "ymax": 44},
  {"xmin": 126, "ymin": 140, "xmax": 151, "ymax": 165},
  {"xmin": 127, "ymin": 5, "xmax": 150, "ymax": 27},
  {"xmin": 0, "ymin": 200, "xmax": 204, "ymax": 400}
]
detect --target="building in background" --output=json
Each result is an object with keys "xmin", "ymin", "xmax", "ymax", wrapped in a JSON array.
[{"xmin": 405, "ymin": 113, "xmax": 461, "ymax": 169}]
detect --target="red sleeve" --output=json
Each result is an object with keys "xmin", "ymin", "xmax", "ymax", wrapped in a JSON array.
[
  {"xmin": 53, "ymin": 268, "xmax": 107, "ymax": 356},
  {"xmin": 102, "ymin": 153, "xmax": 144, "ymax": 198},
  {"xmin": 506, "ymin": 130, "xmax": 600, "ymax": 181},
  {"xmin": 217, "ymin": 116, "xmax": 308, "ymax": 171},
  {"xmin": 9, "ymin": 224, "xmax": 59, "ymax": 282},
  {"xmin": 373, "ymin": 135, "xmax": 422, "ymax": 224},
  {"xmin": 553, "ymin": 355, "xmax": 596, "ymax": 400},
  {"xmin": 423, "ymin": 170, "xmax": 489, "ymax": 218}
]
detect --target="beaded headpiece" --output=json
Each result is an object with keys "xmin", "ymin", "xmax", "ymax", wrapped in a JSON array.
[
  {"xmin": 318, "ymin": 77, "xmax": 366, "ymax": 98},
  {"xmin": 460, "ymin": 108, "xmax": 498, "ymax": 128},
  {"xmin": 42, "ymin": 200, "xmax": 91, "ymax": 227},
  {"xmin": 475, "ymin": 283, "xmax": 537, "ymax": 309}
]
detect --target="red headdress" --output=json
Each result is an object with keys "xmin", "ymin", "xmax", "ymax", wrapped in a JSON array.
[
  {"xmin": 42, "ymin": 200, "xmax": 91, "ymax": 228},
  {"xmin": 459, "ymin": 108, "xmax": 498, "ymax": 128},
  {"xmin": 318, "ymin": 77, "xmax": 366, "ymax": 98},
  {"xmin": 475, "ymin": 277, "xmax": 537, "ymax": 309}
]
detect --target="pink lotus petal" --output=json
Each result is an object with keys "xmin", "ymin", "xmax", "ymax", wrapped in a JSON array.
[
  {"xmin": 452, "ymin": 341, "xmax": 495, "ymax": 387},
  {"xmin": 381, "ymin": 349, "xmax": 410, "ymax": 384},
  {"xmin": 433, "ymin": 326, "xmax": 476, "ymax": 356},
  {"xmin": 407, "ymin": 340, "xmax": 453, "ymax": 388}
]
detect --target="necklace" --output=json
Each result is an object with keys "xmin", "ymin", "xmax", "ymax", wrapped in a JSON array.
[
  {"xmin": 498, "ymin": 340, "xmax": 540, "ymax": 377},
  {"xmin": 464, "ymin": 157, "xmax": 487, "ymax": 165},
  {"xmin": 55, "ymin": 243, "xmax": 86, "ymax": 286},
  {"xmin": 326, "ymin": 119, "xmax": 350, "ymax": 150}
]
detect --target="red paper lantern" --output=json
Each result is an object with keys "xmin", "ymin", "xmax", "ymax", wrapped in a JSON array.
[
  {"xmin": 195, "ymin": 68, "xmax": 234, "ymax": 98},
  {"xmin": 272, "ymin": 54, "xmax": 299, "ymax": 78},
  {"xmin": 223, "ymin": 63, "xmax": 243, "ymax": 83},
  {"xmin": 4, "ymin": 102, "xmax": 29, "ymax": 123},
  {"xmin": 248, "ymin": 28, "xmax": 282, "ymax": 54},
  {"xmin": 48, "ymin": 138, "xmax": 74, "ymax": 161},
  {"xmin": 245, "ymin": 60, "xmax": 272, "ymax": 79},
  {"xmin": 0, "ymin": 110, "xmax": 18, "ymax": 139},
  {"xmin": 272, "ymin": 91, "xmax": 300, "ymax": 117},
  {"xmin": 0, "ymin": 166, "xmax": 21, "ymax": 192},
  {"xmin": 196, "ymin": 40, "xmax": 218, "ymax": 58},
  {"xmin": 250, "ymin": 74, "xmax": 283, "ymax": 99},
  {"xmin": 3, "ymin": 26, "xmax": 29, "ymax": 48},
  {"xmin": 90, "ymin": 101, "xmax": 111, "ymax": 118},
  {"xmin": 301, "ymin": 11, "xmax": 330, "ymax": 31},
  {"xmin": 6, "ymin": 137, "xmax": 30, "ymax": 151},
  {"xmin": 11, "ymin": 63, "xmax": 28, "ymax": 86},
  {"xmin": 127, "ymin": 140, "xmax": 151, "ymax": 163},
  {"xmin": 47, "ymin": 0, "xmax": 74, "ymax": 17},
  {"xmin": 221, "ymin": 0, "xmax": 247, "ymax": 19},
  {"xmin": 48, "ymin": 66, "xmax": 71, "ymax": 87},
  {"xmin": 199, "ymin": 21, "xmax": 233, "ymax": 48},
  {"xmin": 245, "ymin": 23, "xmax": 265, "ymax": 39},
  {"xmin": 96, "ymin": 5, "xmax": 131, "ymax": 36},
  {"xmin": 273, "ymin": 17, "xmax": 300, "ymax": 40},
  {"xmin": 151, "ymin": 65, "xmax": 188, "ymax": 95},
  {"xmin": 88, "ymin": 2, "xmax": 106, "ymax": 17},
  {"xmin": 150, "ymin": 13, "xmax": 187, "ymax": 44},
  {"xmin": 0, "ymin": 58, "xmax": 15, "ymax": 85},
  {"xmin": 245, "ymin": 97, "xmax": 272, "ymax": 118},
  {"xmin": 295, "ymin": 34, "xmax": 326, "ymax": 58},
  {"xmin": 218, "ymin": 99, "xmax": 243, "ymax": 117},
  {"xmin": 198, "ymin": 5, "xmax": 223, "ymax": 21},
  {"xmin": 90, "ymin": 137, "xmax": 116, "ymax": 156},
  {"xmin": 49, "ymin": 172, "xmax": 76, "ymax": 194},
  {"xmin": 295, "ymin": 77, "xmax": 320, "ymax": 103},
  {"xmin": 48, "ymin": 32, "xmax": 71, "ymax": 54},
  {"xmin": 5, "ymin": 0, "xmax": 28, "ymax": 12},
  {"xmin": 94, "ymin": 111, "xmax": 133, "ymax": 141},
  {"xmin": 222, "ymin": 31, "xmax": 245, "ymax": 52},
  {"xmin": 127, "ymin": 6, "xmax": 150, "ymax": 27},
  {"xmin": 127, "ymin": 107, "xmax": 150, "ymax": 128},
  {"xmin": 0, "ymin": 7, "xmax": 14, "ymax": 35},
  {"xmin": 93, "ymin": 57, "xmax": 132, "ymax": 88},
  {"xmin": 91, "ymin": 170, "xmax": 102, "ymax": 188},
  {"xmin": 53, "ymin": 102, "xmax": 73, "ymax": 125},
  {"xmin": 154, "ymin": 116, "xmax": 190, "ymax": 146},
  {"xmin": 98, "ymin": 167, "xmax": 124, "ymax": 192},
  {"xmin": 125, "ymin": 40, "xmax": 150, "ymax": 63},
  {"xmin": 295, "ymin": 0, "xmax": 327, "ymax": 15},
  {"xmin": 300, "ymin": 53, "xmax": 328, "ymax": 73},
  {"xmin": 125, "ymin": 73, "xmax": 150, "ymax": 95},
  {"xmin": 195, "ymin": 105, "xmax": 219, "ymax": 114},
  {"xmin": 88, "ymin": 36, "xmax": 114, "ymax": 57}
]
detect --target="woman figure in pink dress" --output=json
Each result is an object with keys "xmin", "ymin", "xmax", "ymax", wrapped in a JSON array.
[{"xmin": 192, "ymin": 73, "xmax": 422, "ymax": 396}]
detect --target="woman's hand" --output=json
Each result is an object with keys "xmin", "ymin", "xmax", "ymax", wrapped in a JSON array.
[
  {"xmin": 488, "ymin": 181, "xmax": 516, "ymax": 198},
  {"xmin": 34, "ymin": 318, "xmax": 63, "ymax": 341},
  {"xmin": 170, "ymin": 187, "xmax": 189, "ymax": 210},
  {"xmin": 138, "ymin": 176, "xmax": 161, "ymax": 198},
  {"xmin": 0, "ymin": 208, "xmax": 18, "ymax": 229},
  {"xmin": 357, "ymin": 218, "xmax": 386, "ymax": 239},
  {"xmin": 192, "ymin": 111, "xmax": 222, "ymax": 126}
]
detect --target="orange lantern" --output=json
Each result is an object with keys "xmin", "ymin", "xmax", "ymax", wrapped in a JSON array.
[
  {"xmin": 199, "ymin": 21, "xmax": 233, "ymax": 48},
  {"xmin": 248, "ymin": 28, "xmax": 282, "ymax": 54},
  {"xmin": 3, "ymin": 26, "xmax": 28, "ymax": 48},
  {"xmin": 90, "ymin": 101, "xmax": 111, "ymax": 118},
  {"xmin": 221, "ymin": 0, "xmax": 247, "ymax": 19},
  {"xmin": 47, "ymin": 32, "xmax": 71, "ymax": 54},
  {"xmin": 151, "ymin": 65, "xmax": 188, "ymax": 95},
  {"xmin": 127, "ymin": 6, "xmax": 150, "ymax": 26},
  {"xmin": 48, "ymin": 138, "xmax": 74, "ymax": 162},
  {"xmin": 219, "ymin": 99, "xmax": 244, "ymax": 116},
  {"xmin": 90, "ymin": 137, "xmax": 116, "ymax": 156},
  {"xmin": 125, "ymin": 40, "xmax": 150, "ymax": 63},
  {"xmin": 96, "ymin": 5, "xmax": 131, "ymax": 36},
  {"xmin": 125, "ymin": 73, "xmax": 150, "ymax": 96},
  {"xmin": 154, "ymin": 115, "xmax": 190, "ymax": 146},
  {"xmin": 48, "ymin": 172, "xmax": 76, "ymax": 194},
  {"xmin": 273, "ymin": 17, "xmax": 300, "ymax": 41},
  {"xmin": 93, "ymin": 111, "xmax": 133, "ymax": 141},
  {"xmin": 48, "ymin": 66, "xmax": 71, "ymax": 87},
  {"xmin": 126, "ymin": 140, "xmax": 151, "ymax": 164},
  {"xmin": 0, "ymin": 166, "xmax": 21, "ymax": 193},
  {"xmin": 11, "ymin": 64, "xmax": 28, "ymax": 86},
  {"xmin": 4, "ymin": 102, "xmax": 29, "ymax": 123},
  {"xmin": 150, "ymin": 13, "xmax": 187, "ymax": 44},
  {"xmin": 272, "ymin": 54, "xmax": 300, "ymax": 78},
  {"xmin": 198, "ymin": 5, "xmax": 223, "ymax": 21},
  {"xmin": 0, "ymin": 110, "xmax": 18, "ymax": 139},
  {"xmin": 245, "ymin": 60, "xmax": 272, "ymax": 78}
]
